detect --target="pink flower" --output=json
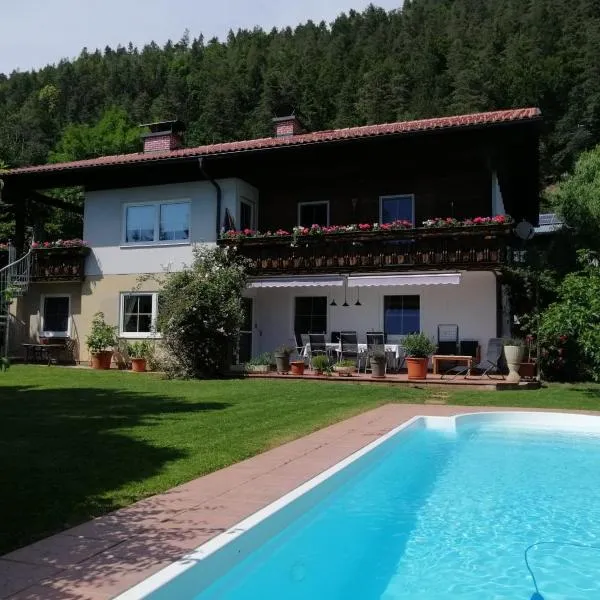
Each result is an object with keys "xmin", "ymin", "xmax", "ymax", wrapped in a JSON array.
[{"xmin": 31, "ymin": 241, "xmax": 39, "ymax": 248}]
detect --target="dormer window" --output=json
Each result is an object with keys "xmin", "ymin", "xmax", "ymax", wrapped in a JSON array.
[{"xmin": 124, "ymin": 200, "xmax": 190, "ymax": 244}]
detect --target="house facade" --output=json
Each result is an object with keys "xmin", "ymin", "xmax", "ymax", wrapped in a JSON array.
[{"xmin": 0, "ymin": 108, "xmax": 541, "ymax": 364}]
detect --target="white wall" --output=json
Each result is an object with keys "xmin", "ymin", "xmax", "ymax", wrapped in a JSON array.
[
  {"xmin": 251, "ymin": 271, "xmax": 497, "ymax": 357},
  {"xmin": 84, "ymin": 178, "xmax": 255, "ymax": 276}
]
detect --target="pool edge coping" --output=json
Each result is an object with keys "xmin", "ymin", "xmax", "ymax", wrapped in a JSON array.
[{"xmin": 113, "ymin": 409, "xmax": 600, "ymax": 600}]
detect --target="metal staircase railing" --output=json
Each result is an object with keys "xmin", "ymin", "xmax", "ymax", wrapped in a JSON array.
[{"xmin": 0, "ymin": 244, "xmax": 32, "ymax": 358}]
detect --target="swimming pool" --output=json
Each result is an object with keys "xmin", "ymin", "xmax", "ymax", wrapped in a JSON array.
[{"xmin": 116, "ymin": 412, "xmax": 600, "ymax": 600}]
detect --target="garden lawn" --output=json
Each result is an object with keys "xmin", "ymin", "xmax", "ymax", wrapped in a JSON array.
[{"xmin": 1, "ymin": 366, "xmax": 600, "ymax": 555}]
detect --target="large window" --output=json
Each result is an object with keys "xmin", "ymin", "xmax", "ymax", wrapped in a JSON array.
[
  {"xmin": 298, "ymin": 201, "xmax": 329, "ymax": 227},
  {"xmin": 294, "ymin": 297, "xmax": 327, "ymax": 334},
  {"xmin": 41, "ymin": 295, "xmax": 70, "ymax": 337},
  {"xmin": 120, "ymin": 293, "xmax": 159, "ymax": 337},
  {"xmin": 124, "ymin": 201, "xmax": 190, "ymax": 244},
  {"xmin": 239, "ymin": 199, "xmax": 255, "ymax": 231},
  {"xmin": 380, "ymin": 195, "xmax": 415, "ymax": 225},
  {"xmin": 384, "ymin": 295, "xmax": 420, "ymax": 335}
]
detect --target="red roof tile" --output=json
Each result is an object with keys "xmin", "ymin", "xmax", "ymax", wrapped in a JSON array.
[{"xmin": 5, "ymin": 107, "xmax": 541, "ymax": 176}]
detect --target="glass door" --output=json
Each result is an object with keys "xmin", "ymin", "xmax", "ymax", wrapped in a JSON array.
[{"xmin": 237, "ymin": 298, "xmax": 253, "ymax": 364}]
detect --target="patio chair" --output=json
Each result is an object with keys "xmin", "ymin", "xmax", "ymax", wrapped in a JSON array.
[
  {"xmin": 365, "ymin": 332, "xmax": 386, "ymax": 374},
  {"xmin": 308, "ymin": 333, "xmax": 329, "ymax": 368},
  {"xmin": 330, "ymin": 331, "xmax": 340, "ymax": 344},
  {"xmin": 437, "ymin": 341, "xmax": 458, "ymax": 355},
  {"xmin": 442, "ymin": 337, "xmax": 505, "ymax": 379},
  {"xmin": 340, "ymin": 331, "xmax": 362, "ymax": 369},
  {"xmin": 385, "ymin": 334, "xmax": 406, "ymax": 371}
]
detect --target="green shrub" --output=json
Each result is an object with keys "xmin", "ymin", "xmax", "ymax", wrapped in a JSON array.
[
  {"xmin": 127, "ymin": 340, "xmax": 152, "ymax": 359},
  {"xmin": 86, "ymin": 312, "xmax": 117, "ymax": 354},
  {"xmin": 335, "ymin": 359, "xmax": 357, "ymax": 368},
  {"xmin": 538, "ymin": 251, "xmax": 600, "ymax": 381},
  {"xmin": 156, "ymin": 246, "xmax": 248, "ymax": 378},
  {"xmin": 311, "ymin": 354, "xmax": 329, "ymax": 370},
  {"xmin": 247, "ymin": 352, "xmax": 273, "ymax": 366},
  {"xmin": 402, "ymin": 332, "xmax": 436, "ymax": 358}
]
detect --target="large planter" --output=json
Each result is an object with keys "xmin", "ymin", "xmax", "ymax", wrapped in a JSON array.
[
  {"xmin": 406, "ymin": 357, "xmax": 428, "ymax": 380},
  {"xmin": 519, "ymin": 361, "xmax": 537, "ymax": 379},
  {"xmin": 274, "ymin": 352, "xmax": 290, "ymax": 374},
  {"xmin": 290, "ymin": 361, "xmax": 305, "ymax": 376},
  {"xmin": 503, "ymin": 345, "xmax": 524, "ymax": 383},
  {"xmin": 130, "ymin": 358, "xmax": 147, "ymax": 373},
  {"xmin": 370, "ymin": 357, "xmax": 387, "ymax": 378},
  {"xmin": 91, "ymin": 350, "xmax": 113, "ymax": 370}
]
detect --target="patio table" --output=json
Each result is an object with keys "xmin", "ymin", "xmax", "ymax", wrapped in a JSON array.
[{"xmin": 302, "ymin": 343, "xmax": 403, "ymax": 359}]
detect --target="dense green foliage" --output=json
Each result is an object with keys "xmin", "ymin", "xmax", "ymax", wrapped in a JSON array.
[
  {"xmin": 550, "ymin": 145, "xmax": 600, "ymax": 249},
  {"xmin": 157, "ymin": 246, "xmax": 248, "ymax": 378},
  {"xmin": 537, "ymin": 251, "xmax": 600, "ymax": 381},
  {"xmin": 1, "ymin": 1, "xmax": 600, "ymax": 181}
]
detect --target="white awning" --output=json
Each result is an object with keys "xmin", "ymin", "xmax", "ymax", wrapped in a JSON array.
[
  {"xmin": 248, "ymin": 276, "xmax": 345, "ymax": 288},
  {"xmin": 347, "ymin": 273, "xmax": 461, "ymax": 287}
]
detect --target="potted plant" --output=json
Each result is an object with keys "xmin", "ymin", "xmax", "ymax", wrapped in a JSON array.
[
  {"xmin": 127, "ymin": 341, "xmax": 151, "ymax": 372},
  {"xmin": 86, "ymin": 312, "xmax": 117, "ymax": 369},
  {"xmin": 503, "ymin": 338, "xmax": 524, "ymax": 382},
  {"xmin": 274, "ymin": 345, "xmax": 293, "ymax": 374},
  {"xmin": 333, "ymin": 359, "xmax": 356, "ymax": 376},
  {"xmin": 311, "ymin": 354, "xmax": 329, "ymax": 375},
  {"xmin": 519, "ymin": 334, "xmax": 537, "ymax": 379},
  {"xmin": 369, "ymin": 350, "xmax": 387, "ymax": 378},
  {"xmin": 403, "ymin": 332, "xmax": 436, "ymax": 379},
  {"xmin": 290, "ymin": 358, "xmax": 306, "ymax": 376},
  {"xmin": 245, "ymin": 353, "xmax": 272, "ymax": 373}
]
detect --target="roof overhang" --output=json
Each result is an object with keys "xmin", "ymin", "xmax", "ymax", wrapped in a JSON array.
[{"xmin": 347, "ymin": 273, "xmax": 461, "ymax": 287}]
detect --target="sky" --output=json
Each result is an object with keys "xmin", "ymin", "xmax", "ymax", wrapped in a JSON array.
[{"xmin": 0, "ymin": 0, "xmax": 401, "ymax": 75}]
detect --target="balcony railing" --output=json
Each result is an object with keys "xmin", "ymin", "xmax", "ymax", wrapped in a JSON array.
[
  {"xmin": 217, "ymin": 224, "xmax": 513, "ymax": 275},
  {"xmin": 31, "ymin": 248, "xmax": 89, "ymax": 282}
]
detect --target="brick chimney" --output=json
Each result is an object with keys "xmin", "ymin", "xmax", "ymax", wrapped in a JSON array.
[
  {"xmin": 272, "ymin": 114, "xmax": 304, "ymax": 137},
  {"xmin": 140, "ymin": 120, "xmax": 185, "ymax": 152}
]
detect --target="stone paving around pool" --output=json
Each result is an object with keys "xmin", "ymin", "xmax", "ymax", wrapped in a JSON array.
[{"xmin": 1, "ymin": 403, "xmax": 596, "ymax": 600}]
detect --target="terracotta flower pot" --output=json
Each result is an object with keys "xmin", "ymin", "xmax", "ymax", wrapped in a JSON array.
[
  {"xmin": 91, "ymin": 351, "xmax": 113, "ymax": 370},
  {"xmin": 519, "ymin": 361, "xmax": 536, "ymax": 379},
  {"xmin": 406, "ymin": 357, "xmax": 428, "ymax": 380},
  {"xmin": 130, "ymin": 358, "xmax": 147, "ymax": 372},
  {"xmin": 290, "ymin": 360, "xmax": 305, "ymax": 376}
]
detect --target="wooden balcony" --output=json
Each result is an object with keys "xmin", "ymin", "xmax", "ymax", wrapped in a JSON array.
[
  {"xmin": 217, "ymin": 225, "xmax": 513, "ymax": 275},
  {"xmin": 31, "ymin": 248, "xmax": 90, "ymax": 282}
]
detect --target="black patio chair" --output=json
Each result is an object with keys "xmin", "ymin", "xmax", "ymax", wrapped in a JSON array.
[
  {"xmin": 437, "ymin": 341, "xmax": 458, "ymax": 355},
  {"xmin": 330, "ymin": 331, "xmax": 340, "ymax": 344},
  {"xmin": 340, "ymin": 331, "xmax": 362, "ymax": 369},
  {"xmin": 442, "ymin": 337, "xmax": 505, "ymax": 379},
  {"xmin": 308, "ymin": 333, "xmax": 329, "ymax": 368}
]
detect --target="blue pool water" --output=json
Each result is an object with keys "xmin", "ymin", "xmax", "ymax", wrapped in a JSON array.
[{"xmin": 148, "ymin": 420, "xmax": 600, "ymax": 600}]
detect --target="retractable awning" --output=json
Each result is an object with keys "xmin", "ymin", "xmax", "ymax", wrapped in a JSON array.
[
  {"xmin": 247, "ymin": 276, "xmax": 345, "ymax": 288},
  {"xmin": 347, "ymin": 273, "xmax": 461, "ymax": 287}
]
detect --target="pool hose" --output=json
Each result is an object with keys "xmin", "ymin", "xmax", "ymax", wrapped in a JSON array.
[{"xmin": 525, "ymin": 541, "xmax": 600, "ymax": 600}]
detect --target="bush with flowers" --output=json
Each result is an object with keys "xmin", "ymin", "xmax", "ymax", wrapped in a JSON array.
[{"xmin": 537, "ymin": 250, "xmax": 600, "ymax": 381}]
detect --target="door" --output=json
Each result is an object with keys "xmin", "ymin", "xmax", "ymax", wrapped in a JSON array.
[{"xmin": 237, "ymin": 298, "xmax": 253, "ymax": 364}]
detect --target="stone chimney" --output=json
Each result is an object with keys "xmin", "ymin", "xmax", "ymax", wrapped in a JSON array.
[
  {"xmin": 140, "ymin": 120, "xmax": 185, "ymax": 152},
  {"xmin": 272, "ymin": 114, "xmax": 305, "ymax": 137}
]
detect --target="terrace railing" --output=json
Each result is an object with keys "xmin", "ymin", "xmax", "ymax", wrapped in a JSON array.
[
  {"xmin": 217, "ymin": 224, "xmax": 513, "ymax": 275},
  {"xmin": 30, "ymin": 247, "xmax": 90, "ymax": 282}
]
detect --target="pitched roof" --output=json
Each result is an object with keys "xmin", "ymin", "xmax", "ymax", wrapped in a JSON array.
[{"xmin": 6, "ymin": 107, "xmax": 541, "ymax": 176}]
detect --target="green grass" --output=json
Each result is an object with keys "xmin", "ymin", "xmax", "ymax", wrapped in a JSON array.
[{"xmin": 1, "ymin": 366, "xmax": 600, "ymax": 554}]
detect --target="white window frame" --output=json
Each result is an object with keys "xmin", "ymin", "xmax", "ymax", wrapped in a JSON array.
[
  {"xmin": 40, "ymin": 294, "xmax": 71, "ymax": 338},
  {"xmin": 119, "ymin": 292, "xmax": 160, "ymax": 339},
  {"xmin": 379, "ymin": 194, "xmax": 415, "ymax": 226},
  {"xmin": 297, "ymin": 201, "xmax": 330, "ymax": 226},
  {"xmin": 122, "ymin": 199, "xmax": 191, "ymax": 246}
]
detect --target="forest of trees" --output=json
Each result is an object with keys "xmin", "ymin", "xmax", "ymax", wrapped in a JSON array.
[{"xmin": 2, "ymin": 0, "xmax": 600, "ymax": 185}]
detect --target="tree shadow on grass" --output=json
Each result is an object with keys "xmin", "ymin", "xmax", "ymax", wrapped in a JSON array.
[
  {"xmin": 571, "ymin": 386, "xmax": 600, "ymax": 400},
  {"xmin": 0, "ymin": 384, "xmax": 230, "ymax": 556}
]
